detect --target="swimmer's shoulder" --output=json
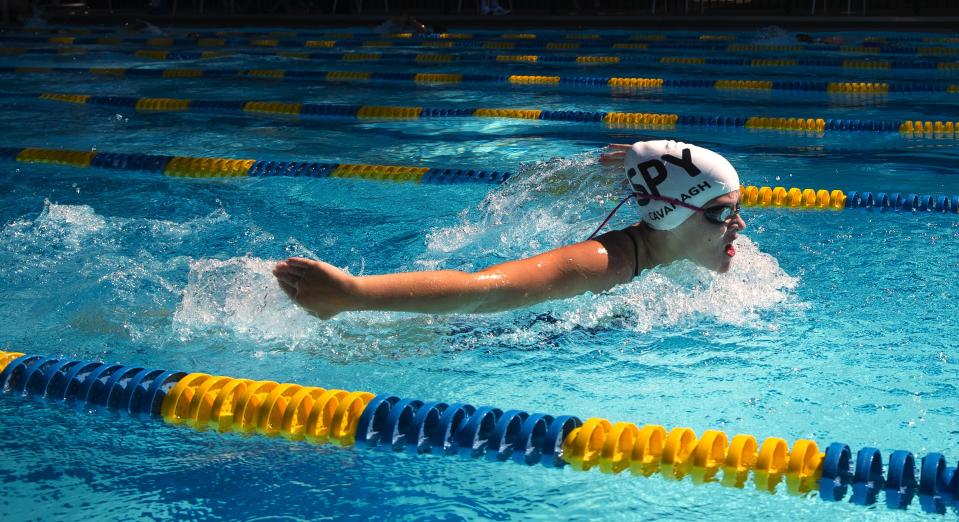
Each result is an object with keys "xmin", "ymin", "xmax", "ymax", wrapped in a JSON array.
[
  {"xmin": 592, "ymin": 223, "xmax": 646, "ymax": 279},
  {"xmin": 621, "ymin": 224, "xmax": 648, "ymax": 278}
]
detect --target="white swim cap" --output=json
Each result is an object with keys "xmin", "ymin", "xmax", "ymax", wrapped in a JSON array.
[{"xmin": 624, "ymin": 140, "xmax": 740, "ymax": 230}]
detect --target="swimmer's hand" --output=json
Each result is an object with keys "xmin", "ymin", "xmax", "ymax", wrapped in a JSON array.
[
  {"xmin": 599, "ymin": 143, "xmax": 631, "ymax": 165},
  {"xmin": 273, "ymin": 258, "xmax": 359, "ymax": 320}
]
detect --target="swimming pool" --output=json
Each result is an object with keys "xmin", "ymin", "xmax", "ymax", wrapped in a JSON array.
[{"xmin": 1, "ymin": 24, "xmax": 959, "ymax": 519}]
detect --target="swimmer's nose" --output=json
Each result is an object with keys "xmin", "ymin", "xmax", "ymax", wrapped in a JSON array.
[{"xmin": 731, "ymin": 213, "xmax": 746, "ymax": 231}]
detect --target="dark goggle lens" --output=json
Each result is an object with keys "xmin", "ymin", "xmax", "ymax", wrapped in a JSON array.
[{"xmin": 704, "ymin": 204, "xmax": 740, "ymax": 223}]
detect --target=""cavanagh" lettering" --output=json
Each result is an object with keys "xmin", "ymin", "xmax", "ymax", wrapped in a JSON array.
[{"xmin": 646, "ymin": 181, "xmax": 712, "ymax": 221}]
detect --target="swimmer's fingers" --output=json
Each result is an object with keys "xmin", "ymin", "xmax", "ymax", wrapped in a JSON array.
[
  {"xmin": 284, "ymin": 257, "xmax": 348, "ymax": 281},
  {"xmin": 606, "ymin": 143, "xmax": 631, "ymax": 151},
  {"xmin": 277, "ymin": 280, "xmax": 298, "ymax": 299},
  {"xmin": 273, "ymin": 261, "xmax": 306, "ymax": 277},
  {"xmin": 599, "ymin": 150, "xmax": 626, "ymax": 164},
  {"xmin": 284, "ymin": 257, "xmax": 326, "ymax": 271},
  {"xmin": 274, "ymin": 271, "xmax": 301, "ymax": 288},
  {"xmin": 272, "ymin": 262, "xmax": 303, "ymax": 287}
]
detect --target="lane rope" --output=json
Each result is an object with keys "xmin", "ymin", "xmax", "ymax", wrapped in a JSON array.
[
  {"xmin": 29, "ymin": 91, "xmax": 959, "ymax": 139},
  {"xmin": 2, "ymin": 32, "xmax": 954, "ymax": 58},
  {"xmin": 8, "ymin": 43, "xmax": 959, "ymax": 74},
  {"xmin": 2, "ymin": 146, "xmax": 957, "ymax": 214},
  {"xmin": 0, "ymin": 350, "xmax": 955, "ymax": 513}
]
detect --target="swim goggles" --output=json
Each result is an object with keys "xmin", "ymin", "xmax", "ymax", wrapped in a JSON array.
[
  {"xmin": 702, "ymin": 202, "xmax": 741, "ymax": 224},
  {"xmin": 588, "ymin": 192, "xmax": 741, "ymax": 240}
]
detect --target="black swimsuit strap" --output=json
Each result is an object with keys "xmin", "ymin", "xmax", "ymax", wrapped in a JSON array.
[{"xmin": 623, "ymin": 228, "xmax": 641, "ymax": 278}]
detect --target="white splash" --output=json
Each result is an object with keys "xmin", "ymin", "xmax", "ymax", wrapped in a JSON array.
[
  {"xmin": 2, "ymin": 200, "xmax": 107, "ymax": 251},
  {"xmin": 171, "ymin": 255, "xmax": 451, "ymax": 359},
  {"xmin": 422, "ymin": 153, "xmax": 625, "ymax": 269},
  {"xmin": 173, "ymin": 256, "xmax": 309, "ymax": 341},
  {"xmin": 559, "ymin": 236, "xmax": 801, "ymax": 334},
  {"xmin": 0, "ymin": 202, "xmax": 248, "ymax": 341}
]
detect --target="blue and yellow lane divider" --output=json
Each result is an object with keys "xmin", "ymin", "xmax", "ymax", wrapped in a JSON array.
[
  {"xmin": 4, "ymin": 31, "xmax": 956, "ymax": 58},
  {"xmin": 1, "ymin": 350, "xmax": 957, "ymax": 513},
  {"xmin": 10, "ymin": 67, "xmax": 956, "ymax": 98},
  {"xmin": 32, "ymin": 92, "xmax": 959, "ymax": 139},
  {"xmin": 0, "ymin": 34, "xmax": 906, "ymax": 58},
  {"xmin": 7, "ymin": 45, "xmax": 959, "ymax": 75},
  {"xmin": 110, "ymin": 49, "xmax": 959, "ymax": 75},
  {"xmin": 739, "ymin": 185, "xmax": 959, "ymax": 213},
  {"xmin": 0, "ymin": 146, "xmax": 508, "ymax": 184},
  {"xmin": 2, "ymin": 146, "xmax": 958, "ymax": 214}
]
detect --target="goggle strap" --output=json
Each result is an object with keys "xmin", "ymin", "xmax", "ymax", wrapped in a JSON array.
[
  {"xmin": 586, "ymin": 192, "xmax": 730, "ymax": 241},
  {"xmin": 587, "ymin": 193, "xmax": 636, "ymax": 240},
  {"xmin": 635, "ymin": 192, "xmax": 705, "ymax": 213}
]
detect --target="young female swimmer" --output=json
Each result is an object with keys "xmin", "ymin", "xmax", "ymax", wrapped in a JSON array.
[{"xmin": 273, "ymin": 140, "xmax": 746, "ymax": 319}]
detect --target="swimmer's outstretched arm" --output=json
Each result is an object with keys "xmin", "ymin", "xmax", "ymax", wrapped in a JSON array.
[{"xmin": 273, "ymin": 230, "xmax": 639, "ymax": 319}]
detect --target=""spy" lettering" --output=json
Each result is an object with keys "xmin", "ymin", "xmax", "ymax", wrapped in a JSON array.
[{"xmin": 627, "ymin": 148, "xmax": 700, "ymax": 206}]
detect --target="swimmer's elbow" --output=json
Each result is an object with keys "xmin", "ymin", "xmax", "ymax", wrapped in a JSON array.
[
  {"xmin": 469, "ymin": 270, "xmax": 517, "ymax": 313},
  {"xmin": 469, "ymin": 268, "xmax": 579, "ymax": 313}
]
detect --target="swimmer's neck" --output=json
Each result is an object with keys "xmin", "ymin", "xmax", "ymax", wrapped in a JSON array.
[{"xmin": 632, "ymin": 222, "xmax": 686, "ymax": 272}]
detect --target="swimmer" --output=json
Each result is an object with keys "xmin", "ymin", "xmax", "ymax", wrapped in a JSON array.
[
  {"xmin": 374, "ymin": 13, "xmax": 429, "ymax": 34},
  {"xmin": 795, "ymin": 33, "xmax": 845, "ymax": 45},
  {"xmin": 273, "ymin": 140, "xmax": 746, "ymax": 319},
  {"xmin": 123, "ymin": 20, "xmax": 167, "ymax": 36}
]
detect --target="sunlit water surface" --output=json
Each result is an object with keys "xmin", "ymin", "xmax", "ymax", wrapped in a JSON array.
[{"xmin": 1, "ymin": 24, "xmax": 959, "ymax": 521}]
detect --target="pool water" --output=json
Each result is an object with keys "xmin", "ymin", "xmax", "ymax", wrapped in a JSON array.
[{"xmin": 1, "ymin": 25, "xmax": 958, "ymax": 520}]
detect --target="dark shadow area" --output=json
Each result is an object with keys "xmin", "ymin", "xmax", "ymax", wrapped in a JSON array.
[{"xmin": 6, "ymin": 0, "xmax": 959, "ymax": 29}]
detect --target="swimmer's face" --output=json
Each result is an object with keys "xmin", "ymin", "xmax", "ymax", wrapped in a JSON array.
[{"xmin": 672, "ymin": 190, "xmax": 746, "ymax": 273}]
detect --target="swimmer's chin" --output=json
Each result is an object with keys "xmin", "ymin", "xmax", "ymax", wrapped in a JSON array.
[
  {"xmin": 714, "ymin": 244, "xmax": 737, "ymax": 273},
  {"xmin": 716, "ymin": 254, "xmax": 736, "ymax": 273},
  {"xmin": 695, "ymin": 256, "xmax": 734, "ymax": 274},
  {"xmin": 679, "ymin": 257, "xmax": 732, "ymax": 274}
]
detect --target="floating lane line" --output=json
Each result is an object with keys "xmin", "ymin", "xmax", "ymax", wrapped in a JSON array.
[
  {"xmin": 32, "ymin": 92, "xmax": 959, "ymax": 138},
  {"xmin": 1, "ymin": 146, "xmax": 957, "ymax": 213},
  {"xmin": 2, "ymin": 32, "xmax": 955, "ymax": 58},
  {"xmin": 0, "ymin": 350, "xmax": 955, "ymax": 513},
  {"xmin": 8, "ymin": 44, "xmax": 959, "ymax": 74},
  {"xmin": 0, "ymin": 146, "xmax": 508, "ymax": 184},
  {"xmin": 10, "ymin": 67, "xmax": 956, "ymax": 96}
]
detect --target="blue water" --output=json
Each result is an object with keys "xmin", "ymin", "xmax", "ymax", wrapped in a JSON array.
[{"xmin": 1, "ymin": 25, "xmax": 959, "ymax": 520}]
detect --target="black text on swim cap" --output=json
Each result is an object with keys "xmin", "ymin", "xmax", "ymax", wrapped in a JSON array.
[{"xmin": 627, "ymin": 148, "xmax": 701, "ymax": 207}]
